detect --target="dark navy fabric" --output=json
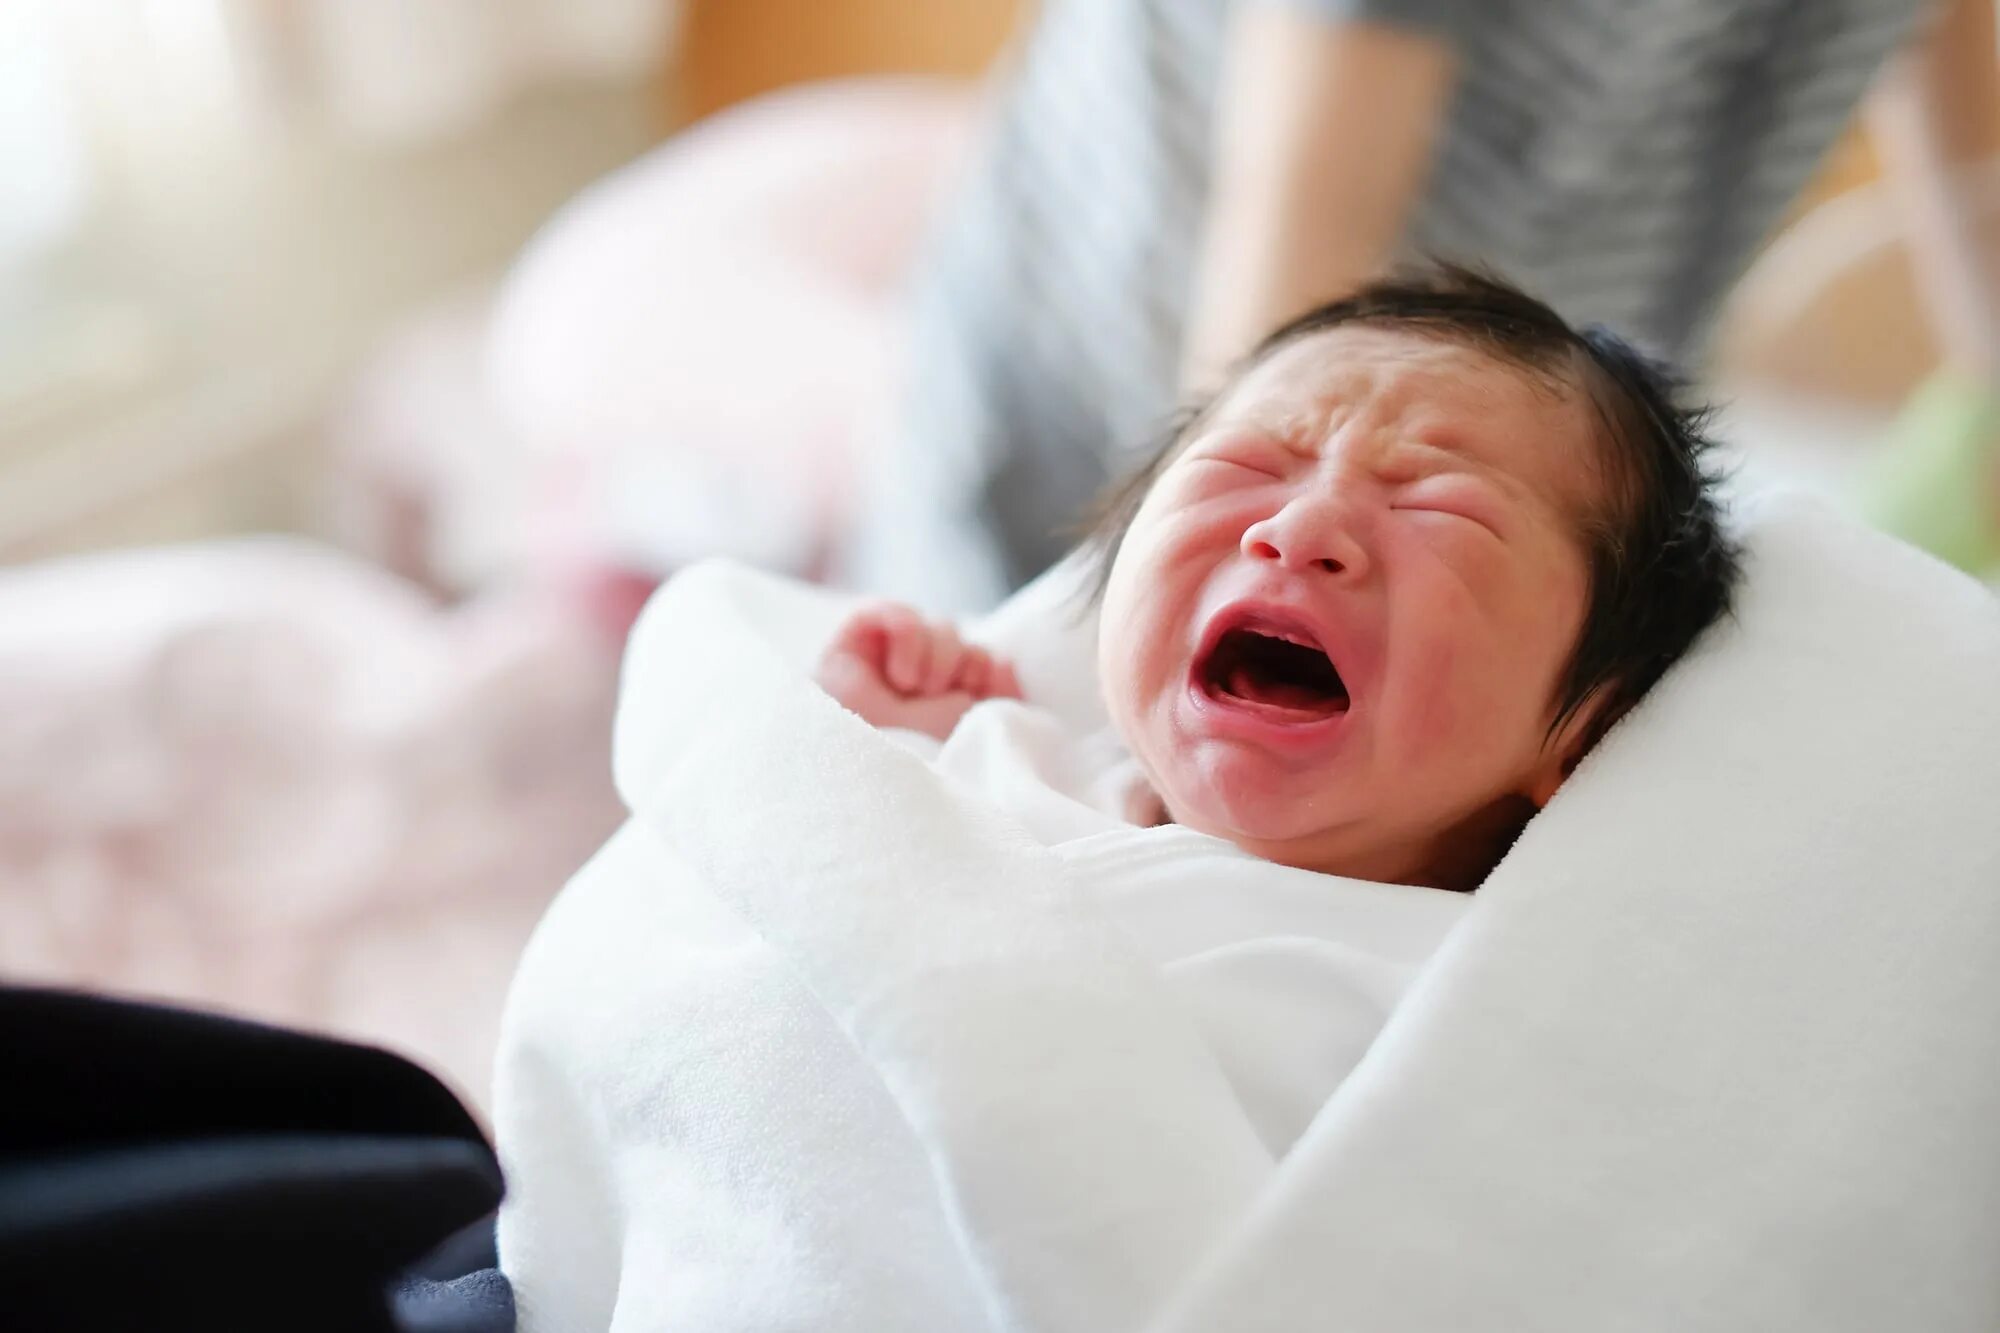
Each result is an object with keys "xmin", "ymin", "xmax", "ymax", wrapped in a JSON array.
[
  {"xmin": 0, "ymin": 986, "xmax": 512, "ymax": 1332},
  {"xmin": 394, "ymin": 1216, "xmax": 516, "ymax": 1333}
]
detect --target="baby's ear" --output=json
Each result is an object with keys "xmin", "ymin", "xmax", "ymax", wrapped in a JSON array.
[
  {"xmin": 1526, "ymin": 690, "xmax": 1622, "ymax": 808},
  {"xmin": 1524, "ymin": 762, "xmax": 1566, "ymax": 810}
]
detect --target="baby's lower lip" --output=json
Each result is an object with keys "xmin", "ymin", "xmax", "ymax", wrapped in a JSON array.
[{"xmin": 1183, "ymin": 677, "xmax": 1350, "ymax": 750}]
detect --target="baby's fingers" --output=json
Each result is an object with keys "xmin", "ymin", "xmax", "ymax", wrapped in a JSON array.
[
  {"xmin": 875, "ymin": 606, "xmax": 931, "ymax": 693},
  {"xmin": 921, "ymin": 625, "xmax": 975, "ymax": 696},
  {"xmin": 815, "ymin": 646, "xmax": 890, "ymax": 716},
  {"xmin": 948, "ymin": 646, "xmax": 990, "ymax": 698},
  {"xmin": 949, "ymin": 646, "xmax": 1022, "ymax": 700},
  {"xmin": 898, "ymin": 689, "xmax": 981, "ymax": 740},
  {"xmin": 986, "ymin": 657, "xmax": 1023, "ymax": 700},
  {"xmin": 825, "ymin": 612, "xmax": 888, "ymax": 674}
]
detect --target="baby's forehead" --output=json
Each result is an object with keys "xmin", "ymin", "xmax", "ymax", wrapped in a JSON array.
[
  {"xmin": 1221, "ymin": 326, "xmax": 1566, "ymax": 432},
  {"xmin": 1213, "ymin": 324, "xmax": 1604, "ymax": 506}
]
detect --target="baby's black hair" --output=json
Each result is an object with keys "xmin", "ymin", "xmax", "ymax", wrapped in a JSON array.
[{"xmin": 1083, "ymin": 262, "xmax": 1741, "ymax": 749}]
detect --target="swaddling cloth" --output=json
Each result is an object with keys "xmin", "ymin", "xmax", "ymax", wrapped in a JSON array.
[
  {"xmin": 500, "ymin": 497, "xmax": 2000, "ymax": 1333},
  {"xmin": 494, "ymin": 564, "xmax": 1468, "ymax": 1333},
  {"xmin": 925, "ymin": 700, "xmax": 1471, "ymax": 1156}
]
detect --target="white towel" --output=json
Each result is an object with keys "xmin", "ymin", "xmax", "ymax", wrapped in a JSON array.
[
  {"xmin": 496, "ymin": 494, "xmax": 2000, "ymax": 1332},
  {"xmin": 495, "ymin": 554, "xmax": 1466, "ymax": 1332}
]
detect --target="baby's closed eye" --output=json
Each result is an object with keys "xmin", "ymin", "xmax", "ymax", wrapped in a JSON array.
[
  {"xmin": 1389, "ymin": 476, "xmax": 1505, "ymax": 535},
  {"xmin": 1189, "ymin": 435, "xmax": 1300, "ymax": 479}
]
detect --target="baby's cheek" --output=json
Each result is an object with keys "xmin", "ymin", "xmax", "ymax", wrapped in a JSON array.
[
  {"xmin": 1389, "ymin": 638, "xmax": 1477, "ymax": 760},
  {"xmin": 1388, "ymin": 601, "xmax": 1537, "ymax": 767},
  {"xmin": 1097, "ymin": 605, "xmax": 1169, "ymax": 742}
]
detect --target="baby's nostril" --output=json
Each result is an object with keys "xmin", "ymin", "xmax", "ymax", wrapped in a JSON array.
[{"xmin": 1315, "ymin": 558, "xmax": 1342, "ymax": 574}]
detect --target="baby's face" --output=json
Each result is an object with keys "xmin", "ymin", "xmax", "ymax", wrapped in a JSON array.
[{"xmin": 1098, "ymin": 326, "xmax": 1602, "ymax": 887}]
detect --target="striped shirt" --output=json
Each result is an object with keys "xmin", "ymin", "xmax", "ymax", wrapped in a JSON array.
[{"xmin": 848, "ymin": 0, "xmax": 1930, "ymax": 609}]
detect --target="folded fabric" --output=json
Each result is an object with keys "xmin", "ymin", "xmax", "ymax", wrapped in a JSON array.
[
  {"xmin": 0, "ymin": 986, "xmax": 511, "ymax": 1333},
  {"xmin": 496, "ymin": 494, "xmax": 2000, "ymax": 1332},
  {"xmin": 499, "ymin": 565, "xmax": 1477, "ymax": 1331}
]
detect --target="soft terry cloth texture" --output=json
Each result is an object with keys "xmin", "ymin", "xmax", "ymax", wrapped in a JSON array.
[
  {"xmin": 900, "ymin": 698, "xmax": 1474, "ymax": 1159},
  {"xmin": 495, "ymin": 564, "xmax": 1469, "ymax": 1332},
  {"xmin": 496, "ymin": 495, "xmax": 2000, "ymax": 1332}
]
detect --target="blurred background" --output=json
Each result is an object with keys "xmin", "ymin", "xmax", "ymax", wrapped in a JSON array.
[{"xmin": 0, "ymin": 0, "xmax": 1985, "ymax": 1114}]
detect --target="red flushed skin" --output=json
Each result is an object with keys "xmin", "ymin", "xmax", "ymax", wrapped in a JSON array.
[{"xmin": 1096, "ymin": 327, "xmax": 1606, "ymax": 889}]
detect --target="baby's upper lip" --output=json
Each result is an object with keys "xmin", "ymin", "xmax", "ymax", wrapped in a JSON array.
[{"xmin": 1193, "ymin": 598, "xmax": 1356, "ymax": 699}]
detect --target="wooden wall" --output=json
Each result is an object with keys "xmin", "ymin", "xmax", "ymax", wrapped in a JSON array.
[{"xmin": 672, "ymin": 0, "xmax": 1025, "ymax": 123}]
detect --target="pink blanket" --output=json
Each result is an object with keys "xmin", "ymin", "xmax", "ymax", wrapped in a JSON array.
[{"xmin": 0, "ymin": 538, "xmax": 620, "ymax": 1112}]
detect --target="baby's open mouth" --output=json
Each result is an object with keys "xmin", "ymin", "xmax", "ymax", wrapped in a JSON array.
[{"xmin": 1198, "ymin": 624, "xmax": 1350, "ymax": 721}]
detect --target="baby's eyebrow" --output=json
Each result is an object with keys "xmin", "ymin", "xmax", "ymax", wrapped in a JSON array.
[
  {"xmin": 1223, "ymin": 399, "xmax": 1325, "ymax": 442},
  {"xmin": 1192, "ymin": 408, "xmax": 1322, "ymax": 460},
  {"xmin": 1385, "ymin": 436, "xmax": 1496, "ymax": 475},
  {"xmin": 1396, "ymin": 435, "xmax": 1582, "ymax": 526}
]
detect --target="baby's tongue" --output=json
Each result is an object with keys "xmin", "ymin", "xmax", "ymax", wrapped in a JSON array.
[{"xmin": 1226, "ymin": 665, "xmax": 1340, "ymax": 716}]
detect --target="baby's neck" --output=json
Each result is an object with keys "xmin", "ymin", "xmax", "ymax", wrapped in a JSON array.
[{"xmin": 1132, "ymin": 786, "xmax": 1172, "ymax": 829}]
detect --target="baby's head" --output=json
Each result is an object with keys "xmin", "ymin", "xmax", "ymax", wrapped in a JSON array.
[{"xmin": 1090, "ymin": 265, "xmax": 1740, "ymax": 890}]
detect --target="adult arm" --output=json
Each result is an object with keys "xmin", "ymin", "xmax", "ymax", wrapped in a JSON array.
[
  {"xmin": 1181, "ymin": 4, "xmax": 1460, "ymax": 391},
  {"xmin": 1867, "ymin": 0, "xmax": 2000, "ymax": 381}
]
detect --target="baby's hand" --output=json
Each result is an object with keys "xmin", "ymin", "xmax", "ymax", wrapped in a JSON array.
[{"xmin": 816, "ymin": 603, "xmax": 1021, "ymax": 740}]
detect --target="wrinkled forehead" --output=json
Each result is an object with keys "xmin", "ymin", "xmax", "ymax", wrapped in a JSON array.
[{"xmin": 1208, "ymin": 325, "xmax": 1607, "ymax": 515}]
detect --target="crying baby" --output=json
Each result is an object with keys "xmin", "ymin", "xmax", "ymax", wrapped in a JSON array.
[{"xmin": 818, "ymin": 265, "xmax": 1740, "ymax": 893}]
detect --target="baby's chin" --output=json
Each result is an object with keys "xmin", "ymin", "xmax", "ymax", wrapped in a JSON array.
[
  {"xmin": 1147, "ymin": 739, "xmax": 1462, "ymax": 881},
  {"xmin": 1163, "ymin": 766, "xmax": 1537, "ymax": 889},
  {"xmin": 1167, "ymin": 804, "xmax": 1357, "ymax": 876},
  {"xmin": 1115, "ymin": 699, "xmax": 1378, "ymax": 868},
  {"xmin": 1152, "ymin": 763, "xmax": 1355, "ymax": 865},
  {"xmin": 1165, "ymin": 792, "xmax": 1437, "ymax": 884}
]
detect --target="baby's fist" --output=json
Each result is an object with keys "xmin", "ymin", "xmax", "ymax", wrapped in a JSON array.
[{"xmin": 816, "ymin": 603, "xmax": 1021, "ymax": 739}]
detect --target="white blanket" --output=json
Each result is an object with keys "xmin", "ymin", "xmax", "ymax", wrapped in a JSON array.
[{"xmin": 496, "ymin": 495, "xmax": 2000, "ymax": 1332}]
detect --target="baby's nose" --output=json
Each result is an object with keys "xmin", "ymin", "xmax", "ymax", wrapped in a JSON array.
[{"xmin": 1241, "ymin": 494, "xmax": 1368, "ymax": 577}]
